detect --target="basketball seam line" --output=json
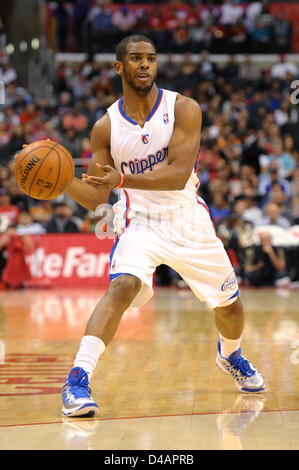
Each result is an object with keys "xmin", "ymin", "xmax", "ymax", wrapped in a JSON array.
[
  {"xmin": 44, "ymin": 146, "xmax": 61, "ymax": 199},
  {"xmin": 28, "ymin": 143, "xmax": 60, "ymax": 198},
  {"xmin": 15, "ymin": 144, "xmax": 55, "ymax": 179}
]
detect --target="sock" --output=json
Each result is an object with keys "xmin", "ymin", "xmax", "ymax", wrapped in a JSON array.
[
  {"xmin": 219, "ymin": 333, "xmax": 242, "ymax": 359},
  {"xmin": 73, "ymin": 335, "xmax": 106, "ymax": 377}
]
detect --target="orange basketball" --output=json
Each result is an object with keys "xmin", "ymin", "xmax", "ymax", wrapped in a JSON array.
[{"xmin": 14, "ymin": 140, "xmax": 75, "ymax": 200}]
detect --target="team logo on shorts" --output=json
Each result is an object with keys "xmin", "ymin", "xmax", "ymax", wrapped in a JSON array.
[
  {"xmin": 141, "ymin": 134, "xmax": 149, "ymax": 144},
  {"xmin": 221, "ymin": 273, "xmax": 238, "ymax": 291}
]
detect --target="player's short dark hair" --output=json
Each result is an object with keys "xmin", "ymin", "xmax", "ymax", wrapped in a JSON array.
[{"xmin": 115, "ymin": 35, "xmax": 156, "ymax": 62}]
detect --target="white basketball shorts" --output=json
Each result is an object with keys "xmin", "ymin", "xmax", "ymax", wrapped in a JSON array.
[{"xmin": 109, "ymin": 196, "xmax": 239, "ymax": 309}]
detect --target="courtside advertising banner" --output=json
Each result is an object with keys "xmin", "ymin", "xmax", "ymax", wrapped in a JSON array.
[{"xmin": 26, "ymin": 234, "xmax": 113, "ymax": 288}]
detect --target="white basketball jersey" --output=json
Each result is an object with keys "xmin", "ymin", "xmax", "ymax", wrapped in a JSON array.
[{"xmin": 107, "ymin": 88, "xmax": 200, "ymax": 223}]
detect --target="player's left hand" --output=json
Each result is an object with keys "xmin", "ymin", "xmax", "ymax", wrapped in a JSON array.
[{"xmin": 82, "ymin": 163, "xmax": 121, "ymax": 189}]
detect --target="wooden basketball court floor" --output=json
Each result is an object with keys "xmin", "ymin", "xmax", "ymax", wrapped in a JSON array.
[{"xmin": 0, "ymin": 286, "xmax": 298, "ymax": 450}]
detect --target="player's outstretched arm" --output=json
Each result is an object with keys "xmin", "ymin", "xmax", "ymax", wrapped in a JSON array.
[
  {"xmin": 83, "ymin": 96, "xmax": 202, "ymax": 191},
  {"xmin": 65, "ymin": 114, "xmax": 115, "ymax": 210}
]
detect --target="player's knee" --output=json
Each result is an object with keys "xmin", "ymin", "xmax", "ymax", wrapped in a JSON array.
[
  {"xmin": 215, "ymin": 297, "xmax": 243, "ymax": 318},
  {"xmin": 109, "ymin": 275, "xmax": 141, "ymax": 304}
]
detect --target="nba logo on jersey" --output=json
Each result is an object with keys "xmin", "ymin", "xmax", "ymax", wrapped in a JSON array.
[
  {"xmin": 141, "ymin": 134, "xmax": 149, "ymax": 144},
  {"xmin": 163, "ymin": 113, "xmax": 169, "ymax": 124}
]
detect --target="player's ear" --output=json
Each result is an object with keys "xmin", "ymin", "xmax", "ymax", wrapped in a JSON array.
[{"xmin": 114, "ymin": 61, "xmax": 123, "ymax": 76}]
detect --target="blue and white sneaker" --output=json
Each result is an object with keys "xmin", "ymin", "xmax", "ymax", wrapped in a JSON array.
[
  {"xmin": 216, "ymin": 340, "xmax": 265, "ymax": 393},
  {"xmin": 62, "ymin": 367, "xmax": 99, "ymax": 417}
]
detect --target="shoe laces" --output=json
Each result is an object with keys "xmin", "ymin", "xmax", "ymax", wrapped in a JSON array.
[
  {"xmin": 230, "ymin": 354, "xmax": 256, "ymax": 377},
  {"xmin": 77, "ymin": 375, "xmax": 92, "ymax": 395},
  {"xmin": 67, "ymin": 369, "xmax": 91, "ymax": 394}
]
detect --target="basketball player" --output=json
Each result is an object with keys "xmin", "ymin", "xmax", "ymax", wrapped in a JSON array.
[{"xmin": 62, "ymin": 35, "xmax": 264, "ymax": 417}]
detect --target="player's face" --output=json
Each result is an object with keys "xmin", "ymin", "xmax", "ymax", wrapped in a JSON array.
[{"xmin": 119, "ymin": 42, "xmax": 158, "ymax": 95}]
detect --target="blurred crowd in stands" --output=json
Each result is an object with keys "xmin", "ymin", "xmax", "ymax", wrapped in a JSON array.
[
  {"xmin": 0, "ymin": 1, "xmax": 299, "ymax": 288},
  {"xmin": 45, "ymin": 0, "xmax": 294, "ymax": 54}
]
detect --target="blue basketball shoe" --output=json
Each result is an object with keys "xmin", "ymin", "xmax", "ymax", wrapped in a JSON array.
[
  {"xmin": 216, "ymin": 340, "xmax": 265, "ymax": 393},
  {"xmin": 62, "ymin": 367, "xmax": 99, "ymax": 417}
]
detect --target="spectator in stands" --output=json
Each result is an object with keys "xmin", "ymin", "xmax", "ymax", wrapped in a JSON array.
[
  {"xmin": 238, "ymin": 54, "xmax": 262, "ymax": 84},
  {"xmin": 135, "ymin": 6, "xmax": 150, "ymax": 32},
  {"xmin": 0, "ymin": 61, "xmax": 17, "ymax": 86},
  {"xmin": 82, "ymin": 98, "xmax": 103, "ymax": 131},
  {"xmin": 230, "ymin": 19, "xmax": 248, "ymax": 54},
  {"xmin": 16, "ymin": 211, "xmax": 45, "ymax": 236},
  {"xmin": 258, "ymin": 161, "xmax": 292, "ymax": 205},
  {"xmin": 0, "ymin": 125, "xmax": 25, "ymax": 165},
  {"xmin": 209, "ymin": 192, "xmax": 230, "ymax": 228},
  {"xmin": 73, "ymin": 0, "xmax": 92, "ymax": 52},
  {"xmin": 70, "ymin": 74, "xmax": 91, "ymax": 101},
  {"xmin": 222, "ymin": 55, "xmax": 240, "ymax": 82},
  {"xmin": 243, "ymin": 231, "xmax": 288, "ymax": 287},
  {"xmin": 81, "ymin": 210, "xmax": 101, "ymax": 233},
  {"xmin": 46, "ymin": 203, "xmax": 80, "ymax": 233},
  {"xmin": 283, "ymin": 134, "xmax": 298, "ymax": 161},
  {"xmin": 159, "ymin": 53, "xmax": 180, "ymax": 89},
  {"xmin": 51, "ymin": 0, "xmax": 69, "ymax": 52},
  {"xmin": 7, "ymin": 180, "xmax": 30, "ymax": 212},
  {"xmin": 220, "ymin": 0, "xmax": 243, "ymax": 26},
  {"xmin": 217, "ymin": 211, "xmax": 254, "ymax": 279},
  {"xmin": 0, "ymin": 188, "xmax": 20, "ymax": 225},
  {"xmin": 0, "ymin": 15, "xmax": 6, "ymax": 50},
  {"xmin": 57, "ymin": 91, "xmax": 73, "ymax": 117},
  {"xmin": 251, "ymin": 18, "xmax": 271, "ymax": 53},
  {"xmin": 112, "ymin": 6, "xmax": 136, "ymax": 35},
  {"xmin": 61, "ymin": 105, "xmax": 88, "ymax": 133},
  {"xmin": 257, "ymin": 202, "xmax": 291, "ymax": 230},
  {"xmin": 180, "ymin": 52, "xmax": 197, "ymax": 78},
  {"xmin": 29, "ymin": 200, "xmax": 53, "ymax": 225},
  {"xmin": 0, "ymin": 225, "xmax": 33, "ymax": 289},
  {"xmin": 247, "ymin": 91, "xmax": 269, "ymax": 127},
  {"xmin": 55, "ymin": 64, "xmax": 70, "ymax": 94},
  {"xmin": 240, "ymin": 196, "xmax": 264, "ymax": 226},
  {"xmin": 267, "ymin": 141, "xmax": 297, "ymax": 180},
  {"xmin": 1, "ymin": 106, "xmax": 20, "ymax": 129},
  {"xmin": 198, "ymin": 50, "xmax": 218, "ymax": 80},
  {"xmin": 239, "ymin": 177, "xmax": 257, "ymax": 200},
  {"xmin": 147, "ymin": 6, "xmax": 166, "ymax": 51},
  {"xmin": 41, "ymin": 121, "xmax": 62, "ymax": 143},
  {"xmin": 12, "ymin": 90, "xmax": 32, "ymax": 114},
  {"xmin": 245, "ymin": 1, "xmax": 263, "ymax": 31},
  {"xmin": 61, "ymin": 128, "xmax": 83, "ymax": 158},
  {"xmin": 80, "ymin": 137, "xmax": 91, "ymax": 169},
  {"xmin": 188, "ymin": 18, "xmax": 207, "ymax": 52},
  {"xmin": 267, "ymin": 122, "xmax": 282, "ymax": 154},
  {"xmin": 87, "ymin": 1, "xmax": 114, "ymax": 53},
  {"xmin": 274, "ymin": 97, "xmax": 298, "ymax": 128},
  {"xmin": 0, "ymin": 167, "xmax": 10, "ymax": 187},
  {"xmin": 270, "ymin": 54, "xmax": 298, "ymax": 80},
  {"xmin": 37, "ymin": 97, "xmax": 53, "ymax": 122},
  {"xmin": 19, "ymin": 103, "xmax": 40, "ymax": 126},
  {"xmin": 0, "ymin": 122, "xmax": 10, "ymax": 149},
  {"xmin": 172, "ymin": 20, "xmax": 191, "ymax": 54},
  {"xmin": 270, "ymin": 183, "xmax": 293, "ymax": 224},
  {"xmin": 163, "ymin": 6, "xmax": 180, "ymax": 33},
  {"xmin": 273, "ymin": 11, "xmax": 293, "ymax": 53},
  {"xmin": 222, "ymin": 91, "xmax": 246, "ymax": 123}
]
